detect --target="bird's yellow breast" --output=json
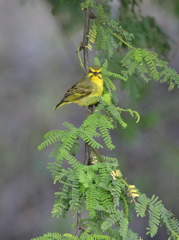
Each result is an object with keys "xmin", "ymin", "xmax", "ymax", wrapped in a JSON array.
[
  {"xmin": 76, "ymin": 75, "xmax": 104, "ymax": 106},
  {"xmin": 90, "ymin": 76, "xmax": 104, "ymax": 96}
]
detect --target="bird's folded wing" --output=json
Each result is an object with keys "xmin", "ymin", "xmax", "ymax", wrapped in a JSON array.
[{"xmin": 64, "ymin": 81, "xmax": 92, "ymax": 102}]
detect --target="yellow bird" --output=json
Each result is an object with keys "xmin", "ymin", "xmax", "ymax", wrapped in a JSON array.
[{"xmin": 54, "ymin": 65, "xmax": 104, "ymax": 110}]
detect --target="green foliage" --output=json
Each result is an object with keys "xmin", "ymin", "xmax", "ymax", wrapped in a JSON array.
[
  {"xmin": 81, "ymin": 0, "xmax": 95, "ymax": 10},
  {"xmin": 35, "ymin": 1, "xmax": 179, "ymax": 240},
  {"xmin": 91, "ymin": 4, "xmax": 134, "ymax": 59},
  {"xmin": 154, "ymin": 0, "xmax": 179, "ymax": 17},
  {"xmin": 47, "ymin": 0, "xmax": 83, "ymax": 31},
  {"xmin": 32, "ymin": 232, "xmax": 112, "ymax": 240},
  {"xmin": 135, "ymin": 194, "xmax": 179, "ymax": 239},
  {"xmin": 36, "ymin": 98, "xmax": 179, "ymax": 239},
  {"xmin": 84, "ymin": 1, "xmax": 178, "ymax": 97},
  {"xmin": 119, "ymin": 0, "xmax": 171, "ymax": 56},
  {"xmin": 121, "ymin": 48, "xmax": 179, "ymax": 90},
  {"xmin": 31, "ymin": 232, "xmax": 63, "ymax": 240},
  {"xmin": 47, "ymin": 0, "xmax": 179, "ymax": 96}
]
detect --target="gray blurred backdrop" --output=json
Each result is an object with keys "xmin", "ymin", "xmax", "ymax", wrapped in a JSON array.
[{"xmin": 0, "ymin": 0, "xmax": 178, "ymax": 240}]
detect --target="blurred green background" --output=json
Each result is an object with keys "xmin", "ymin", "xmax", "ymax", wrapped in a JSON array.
[{"xmin": 0, "ymin": 0, "xmax": 178, "ymax": 239}]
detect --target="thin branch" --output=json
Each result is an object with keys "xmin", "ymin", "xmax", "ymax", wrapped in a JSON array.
[
  {"xmin": 120, "ymin": 194, "xmax": 129, "ymax": 219},
  {"xmin": 131, "ymin": 0, "xmax": 135, "ymax": 14},
  {"xmin": 82, "ymin": 7, "xmax": 93, "ymax": 166},
  {"xmin": 112, "ymin": 33, "xmax": 136, "ymax": 50},
  {"xmin": 74, "ymin": 211, "xmax": 86, "ymax": 236},
  {"xmin": 82, "ymin": 8, "xmax": 90, "ymax": 71},
  {"xmin": 76, "ymin": 6, "xmax": 92, "ymax": 234},
  {"xmin": 84, "ymin": 141, "xmax": 90, "ymax": 165},
  {"xmin": 77, "ymin": 44, "xmax": 86, "ymax": 72},
  {"xmin": 91, "ymin": 148, "xmax": 105, "ymax": 162}
]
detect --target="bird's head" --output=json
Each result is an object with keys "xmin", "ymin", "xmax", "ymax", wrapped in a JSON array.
[{"xmin": 88, "ymin": 65, "xmax": 102, "ymax": 78}]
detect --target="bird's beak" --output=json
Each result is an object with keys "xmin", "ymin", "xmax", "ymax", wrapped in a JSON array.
[{"xmin": 93, "ymin": 72, "xmax": 98, "ymax": 76}]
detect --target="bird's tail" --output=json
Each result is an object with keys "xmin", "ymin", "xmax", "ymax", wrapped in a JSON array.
[{"xmin": 53, "ymin": 100, "xmax": 68, "ymax": 111}]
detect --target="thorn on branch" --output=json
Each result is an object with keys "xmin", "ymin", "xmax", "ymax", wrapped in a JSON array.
[
  {"xmin": 78, "ymin": 41, "xmax": 85, "ymax": 52},
  {"xmin": 89, "ymin": 7, "xmax": 97, "ymax": 19}
]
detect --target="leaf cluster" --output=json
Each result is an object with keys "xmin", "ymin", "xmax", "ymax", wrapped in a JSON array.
[
  {"xmin": 135, "ymin": 194, "xmax": 179, "ymax": 239},
  {"xmin": 35, "ymin": 61, "xmax": 179, "ymax": 239},
  {"xmin": 32, "ymin": 232, "xmax": 112, "ymax": 240},
  {"xmin": 47, "ymin": 0, "xmax": 83, "ymax": 31},
  {"xmin": 34, "ymin": 1, "xmax": 179, "ymax": 240},
  {"xmin": 85, "ymin": 1, "xmax": 179, "ymax": 98},
  {"xmin": 119, "ymin": 0, "xmax": 171, "ymax": 56},
  {"xmin": 47, "ymin": 0, "xmax": 179, "ymax": 96},
  {"xmin": 154, "ymin": 0, "xmax": 179, "ymax": 17},
  {"xmin": 35, "ymin": 119, "xmax": 179, "ymax": 240}
]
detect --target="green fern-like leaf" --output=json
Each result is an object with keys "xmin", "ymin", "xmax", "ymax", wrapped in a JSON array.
[
  {"xmin": 81, "ymin": 114, "xmax": 101, "ymax": 137},
  {"xmin": 86, "ymin": 185, "xmax": 98, "ymax": 218},
  {"xmin": 70, "ymin": 177, "xmax": 81, "ymax": 212},
  {"xmin": 79, "ymin": 128, "xmax": 103, "ymax": 149},
  {"xmin": 62, "ymin": 149, "xmax": 83, "ymax": 170},
  {"xmin": 119, "ymin": 216, "xmax": 129, "ymax": 240},
  {"xmin": 88, "ymin": 24, "xmax": 97, "ymax": 44},
  {"xmin": 94, "ymin": 56, "xmax": 101, "ymax": 66},
  {"xmin": 160, "ymin": 206, "xmax": 179, "ymax": 239},
  {"xmin": 47, "ymin": 161, "xmax": 65, "ymax": 183},
  {"xmin": 38, "ymin": 130, "xmax": 67, "ymax": 150},
  {"xmin": 103, "ymin": 76, "xmax": 116, "ymax": 91},
  {"xmin": 98, "ymin": 116, "xmax": 115, "ymax": 150},
  {"xmin": 77, "ymin": 166, "xmax": 96, "ymax": 189},
  {"xmin": 157, "ymin": 59, "xmax": 179, "ymax": 89},
  {"xmin": 101, "ymin": 210, "xmax": 123, "ymax": 231},
  {"xmin": 79, "ymin": 232, "xmax": 112, "ymax": 240},
  {"xmin": 80, "ymin": 0, "xmax": 95, "ymax": 10},
  {"xmin": 126, "ymin": 229, "xmax": 139, "ymax": 240},
  {"xmin": 133, "ymin": 48, "xmax": 143, "ymax": 63},
  {"xmin": 52, "ymin": 188, "xmax": 70, "ymax": 217},
  {"xmin": 135, "ymin": 193, "xmax": 150, "ymax": 217},
  {"xmin": 146, "ymin": 198, "xmax": 162, "ymax": 237},
  {"xmin": 97, "ymin": 163, "xmax": 114, "ymax": 189},
  {"xmin": 104, "ymin": 70, "xmax": 127, "ymax": 82},
  {"xmin": 98, "ymin": 188, "xmax": 113, "ymax": 208},
  {"xmin": 31, "ymin": 232, "xmax": 63, "ymax": 240},
  {"xmin": 106, "ymin": 104, "xmax": 127, "ymax": 128},
  {"xmin": 142, "ymin": 50, "xmax": 160, "ymax": 81},
  {"xmin": 121, "ymin": 47, "xmax": 179, "ymax": 92}
]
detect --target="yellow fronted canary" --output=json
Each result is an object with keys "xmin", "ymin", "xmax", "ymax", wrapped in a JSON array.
[{"xmin": 54, "ymin": 65, "xmax": 104, "ymax": 110}]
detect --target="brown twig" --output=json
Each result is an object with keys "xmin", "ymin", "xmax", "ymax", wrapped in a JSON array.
[
  {"xmin": 91, "ymin": 148, "xmax": 105, "ymax": 163},
  {"xmin": 74, "ymin": 211, "xmax": 86, "ymax": 236},
  {"xmin": 82, "ymin": 8, "xmax": 93, "ymax": 166},
  {"xmin": 131, "ymin": 0, "xmax": 135, "ymax": 14},
  {"xmin": 75, "ymin": 6, "xmax": 92, "ymax": 235},
  {"xmin": 82, "ymin": 8, "xmax": 90, "ymax": 71}
]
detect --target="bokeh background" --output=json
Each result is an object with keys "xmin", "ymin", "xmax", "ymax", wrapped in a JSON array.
[{"xmin": 0, "ymin": 0, "xmax": 178, "ymax": 239}]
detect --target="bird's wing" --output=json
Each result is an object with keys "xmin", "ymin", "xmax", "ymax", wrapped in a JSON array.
[{"xmin": 63, "ymin": 76, "xmax": 93, "ymax": 102}]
